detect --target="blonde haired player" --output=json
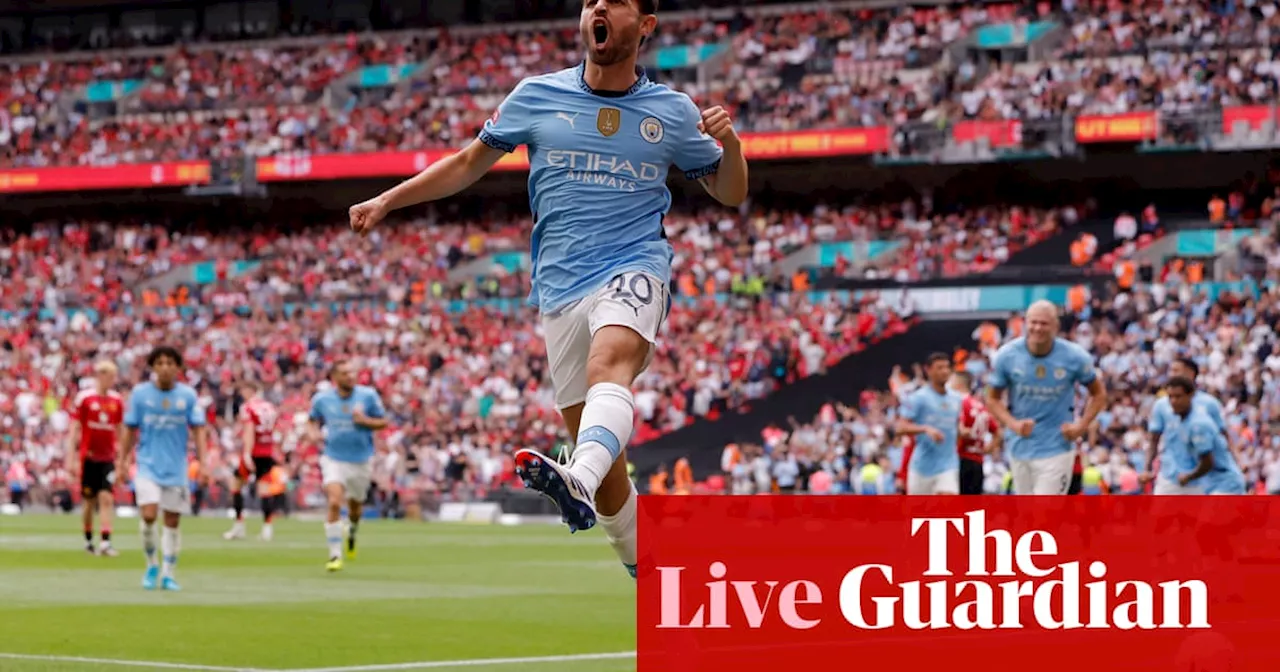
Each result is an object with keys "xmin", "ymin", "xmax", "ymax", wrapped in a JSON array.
[
  {"xmin": 224, "ymin": 381, "xmax": 282, "ymax": 541},
  {"xmin": 67, "ymin": 360, "xmax": 124, "ymax": 556},
  {"xmin": 985, "ymin": 301, "xmax": 1106, "ymax": 495}
]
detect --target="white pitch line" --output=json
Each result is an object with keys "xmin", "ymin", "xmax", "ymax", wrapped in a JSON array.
[
  {"xmin": 0, "ymin": 652, "xmax": 268, "ymax": 671},
  {"xmin": 289, "ymin": 651, "xmax": 637, "ymax": 672}
]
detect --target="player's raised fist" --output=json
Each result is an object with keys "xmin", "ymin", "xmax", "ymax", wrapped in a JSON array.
[
  {"xmin": 697, "ymin": 106, "xmax": 739, "ymax": 144},
  {"xmin": 349, "ymin": 196, "xmax": 389, "ymax": 237}
]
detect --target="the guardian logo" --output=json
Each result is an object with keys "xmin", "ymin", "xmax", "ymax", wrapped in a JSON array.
[
  {"xmin": 546, "ymin": 150, "xmax": 662, "ymax": 192},
  {"xmin": 655, "ymin": 510, "xmax": 1209, "ymax": 632}
]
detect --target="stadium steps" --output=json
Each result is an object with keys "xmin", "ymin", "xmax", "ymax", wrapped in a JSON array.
[
  {"xmin": 629, "ymin": 318, "xmax": 985, "ymax": 479},
  {"xmin": 1000, "ymin": 217, "xmax": 1116, "ymax": 268}
]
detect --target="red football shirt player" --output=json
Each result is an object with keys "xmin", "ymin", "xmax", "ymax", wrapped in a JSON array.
[
  {"xmin": 952, "ymin": 370, "xmax": 1002, "ymax": 495},
  {"xmin": 224, "ymin": 381, "xmax": 281, "ymax": 541},
  {"xmin": 67, "ymin": 360, "xmax": 124, "ymax": 556}
]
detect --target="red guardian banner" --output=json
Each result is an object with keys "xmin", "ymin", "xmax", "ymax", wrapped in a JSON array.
[
  {"xmin": 637, "ymin": 496, "xmax": 1280, "ymax": 671},
  {"xmin": 1074, "ymin": 112, "xmax": 1159, "ymax": 143}
]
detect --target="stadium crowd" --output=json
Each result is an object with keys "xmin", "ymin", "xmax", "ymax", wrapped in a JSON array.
[
  {"xmin": 10, "ymin": 0, "xmax": 1280, "ymax": 167},
  {"xmin": 695, "ymin": 224, "xmax": 1280, "ymax": 497},
  {"xmin": 9, "ymin": 190, "xmax": 1064, "ymax": 509}
]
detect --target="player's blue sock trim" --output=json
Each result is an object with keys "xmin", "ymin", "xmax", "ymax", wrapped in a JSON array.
[
  {"xmin": 578, "ymin": 425, "xmax": 622, "ymax": 460},
  {"xmin": 326, "ymin": 537, "xmax": 342, "ymax": 544},
  {"xmin": 163, "ymin": 555, "xmax": 177, "ymax": 565}
]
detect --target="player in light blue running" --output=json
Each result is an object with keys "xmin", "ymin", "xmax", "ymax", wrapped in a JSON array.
[
  {"xmin": 117, "ymin": 346, "xmax": 208, "ymax": 591},
  {"xmin": 1144, "ymin": 357, "xmax": 1245, "ymax": 494},
  {"xmin": 1157, "ymin": 376, "xmax": 1233, "ymax": 492},
  {"xmin": 309, "ymin": 361, "xmax": 388, "ymax": 572},
  {"xmin": 985, "ymin": 301, "xmax": 1107, "ymax": 495},
  {"xmin": 347, "ymin": 0, "xmax": 747, "ymax": 579},
  {"xmin": 895, "ymin": 353, "xmax": 964, "ymax": 495}
]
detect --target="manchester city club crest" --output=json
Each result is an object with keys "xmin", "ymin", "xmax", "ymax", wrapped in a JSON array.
[
  {"xmin": 1054, "ymin": 367, "xmax": 1067, "ymax": 380},
  {"xmin": 597, "ymin": 108, "xmax": 621, "ymax": 137},
  {"xmin": 1035, "ymin": 365, "xmax": 1046, "ymax": 379},
  {"xmin": 640, "ymin": 116, "xmax": 664, "ymax": 143}
]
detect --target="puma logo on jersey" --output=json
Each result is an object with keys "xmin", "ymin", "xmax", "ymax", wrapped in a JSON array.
[{"xmin": 556, "ymin": 112, "xmax": 579, "ymax": 129}]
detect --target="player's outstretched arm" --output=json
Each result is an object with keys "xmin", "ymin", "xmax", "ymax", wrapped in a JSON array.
[{"xmin": 349, "ymin": 139, "xmax": 506, "ymax": 236}]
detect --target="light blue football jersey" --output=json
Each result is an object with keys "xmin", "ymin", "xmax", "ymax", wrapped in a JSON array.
[
  {"xmin": 1148, "ymin": 390, "xmax": 1228, "ymax": 483},
  {"xmin": 309, "ymin": 385, "xmax": 386, "ymax": 464},
  {"xmin": 124, "ymin": 382, "xmax": 204, "ymax": 488},
  {"xmin": 988, "ymin": 337, "xmax": 1098, "ymax": 461},
  {"xmin": 478, "ymin": 63, "xmax": 724, "ymax": 313},
  {"xmin": 1159, "ymin": 407, "xmax": 1219, "ymax": 492},
  {"xmin": 901, "ymin": 386, "xmax": 964, "ymax": 476}
]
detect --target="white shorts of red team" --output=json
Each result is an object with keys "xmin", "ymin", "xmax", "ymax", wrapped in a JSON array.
[
  {"xmin": 907, "ymin": 469, "xmax": 960, "ymax": 495},
  {"xmin": 134, "ymin": 477, "xmax": 191, "ymax": 514},
  {"xmin": 541, "ymin": 271, "xmax": 670, "ymax": 410},
  {"xmin": 320, "ymin": 456, "xmax": 372, "ymax": 500},
  {"xmin": 1009, "ymin": 452, "xmax": 1076, "ymax": 495}
]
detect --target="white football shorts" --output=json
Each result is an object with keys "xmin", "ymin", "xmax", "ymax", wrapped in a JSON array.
[
  {"xmin": 321, "ymin": 456, "xmax": 372, "ymax": 501},
  {"xmin": 134, "ymin": 476, "xmax": 191, "ymax": 514},
  {"xmin": 907, "ymin": 468, "xmax": 960, "ymax": 495},
  {"xmin": 542, "ymin": 271, "xmax": 669, "ymax": 410},
  {"xmin": 1009, "ymin": 451, "xmax": 1075, "ymax": 495}
]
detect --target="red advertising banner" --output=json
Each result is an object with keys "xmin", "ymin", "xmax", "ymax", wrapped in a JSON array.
[
  {"xmin": 736, "ymin": 127, "xmax": 891, "ymax": 158},
  {"xmin": 638, "ymin": 496, "xmax": 1280, "ymax": 671},
  {"xmin": 952, "ymin": 119, "xmax": 1023, "ymax": 148},
  {"xmin": 1221, "ymin": 105, "xmax": 1274, "ymax": 135},
  {"xmin": 255, "ymin": 128, "xmax": 890, "ymax": 182},
  {"xmin": 1074, "ymin": 112, "xmax": 1159, "ymax": 143},
  {"xmin": 0, "ymin": 161, "xmax": 210, "ymax": 194}
]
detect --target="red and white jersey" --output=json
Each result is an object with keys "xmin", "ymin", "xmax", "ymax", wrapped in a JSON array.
[
  {"xmin": 957, "ymin": 394, "xmax": 999, "ymax": 463},
  {"xmin": 70, "ymin": 389, "xmax": 123, "ymax": 463},
  {"xmin": 240, "ymin": 396, "xmax": 279, "ymax": 458}
]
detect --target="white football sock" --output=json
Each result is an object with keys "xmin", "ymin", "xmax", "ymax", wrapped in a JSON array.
[
  {"xmin": 140, "ymin": 520, "xmax": 158, "ymax": 567},
  {"xmin": 597, "ymin": 480, "xmax": 638, "ymax": 567},
  {"xmin": 569, "ymin": 383, "xmax": 635, "ymax": 496},
  {"xmin": 160, "ymin": 526, "xmax": 180, "ymax": 578},
  {"xmin": 325, "ymin": 522, "xmax": 344, "ymax": 559}
]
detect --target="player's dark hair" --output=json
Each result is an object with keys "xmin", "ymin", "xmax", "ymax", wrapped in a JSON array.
[
  {"xmin": 926, "ymin": 352, "xmax": 950, "ymax": 367},
  {"xmin": 953, "ymin": 371, "xmax": 974, "ymax": 387},
  {"xmin": 1175, "ymin": 356, "xmax": 1199, "ymax": 377},
  {"xmin": 638, "ymin": 0, "xmax": 658, "ymax": 14},
  {"xmin": 1167, "ymin": 376, "xmax": 1196, "ymax": 394},
  {"xmin": 147, "ymin": 346, "xmax": 183, "ymax": 368}
]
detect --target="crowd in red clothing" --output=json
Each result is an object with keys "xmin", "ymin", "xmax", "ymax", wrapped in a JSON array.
[{"xmin": 11, "ymin": 0, "xmax": 1280, "ymax": 168}]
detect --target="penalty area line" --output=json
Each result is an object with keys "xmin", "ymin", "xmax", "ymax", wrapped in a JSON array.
[
  {"xmin": 288, "ymin": 651, "xmax": 638, "ymax": 671},
  {"xmin": 0, "ymin": 652, "xmax": 269, "ymax": 671}
]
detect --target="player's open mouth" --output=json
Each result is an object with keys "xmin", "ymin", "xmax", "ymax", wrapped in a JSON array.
[{"xmin": 592, "ymin": 20, "xmax": 609, "ymax": 48}]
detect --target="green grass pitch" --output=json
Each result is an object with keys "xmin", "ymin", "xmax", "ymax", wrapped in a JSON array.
[{"xmin": 0, "ymin": 514, "xmax": 635, "ymax": 671}]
